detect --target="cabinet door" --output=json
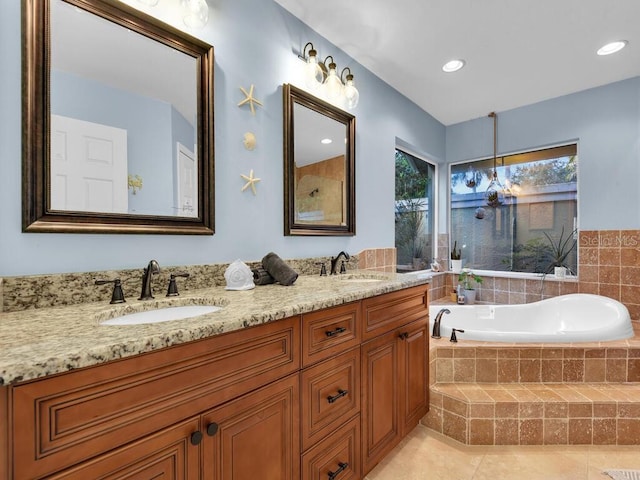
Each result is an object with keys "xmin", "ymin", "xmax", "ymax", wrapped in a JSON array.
[
  {"xmin": 201, "ymin": 374, "xmax": 300, "ymax": 480},
  {"xmin": 360, "ymin": 329, "xmax": 400, "ymax": 475},
  {"xmin": 400, "ymin": 319, "xmax": 429, "ymax": 435},
  {"xmin": 48, "ymin": 417, "xmax": 200, "ymax": 480}
]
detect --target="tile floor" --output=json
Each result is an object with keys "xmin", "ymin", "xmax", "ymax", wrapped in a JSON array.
[{"xmin": 365, "ymin": 425, "xmax": 640, "ymax": 480}]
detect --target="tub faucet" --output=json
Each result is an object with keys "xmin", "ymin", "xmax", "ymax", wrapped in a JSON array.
[
  {"xmin": 431, "ymin": 308, "xmax": 451, "ymax": 339},
  {"xmin": 330, "ymin": 251, "xmax": 350, "ymax": 275},
  {"xmin": 139, "ymin": 259, "xmax": 160, "ymax": 300}
]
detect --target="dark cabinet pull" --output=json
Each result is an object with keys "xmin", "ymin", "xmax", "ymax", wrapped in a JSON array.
[
  {"xmin": 325, "ymin": 326, "xmax": 346, "ymax": 337},
  {"xmin": 328, "ymin": 462, "xmax": 349, "ymax": 480},
  {"xmin": 206, "ymin": 422, "xmax": 219, "ymax": 436},
  {"xmin": 398, "ymin": 332, "xmax": 409, "ymax": 340},
  {"xmin": 190, "ymin": 431, "xmax": 203, "ymax": 445},
  {"xmin": 327, "ymin": 389, "xmax": 348, "ymax": 404}
]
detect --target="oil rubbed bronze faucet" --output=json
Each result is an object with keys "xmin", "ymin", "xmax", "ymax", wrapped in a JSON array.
[
  {"xmin": 139, "ymin": 259, "xmax": 160, "ymax": 300},
  {"xmin": 330, "ymin": 251, "xmax": 350, "ymax": 275},
  {"xmin": 431, "ymin": 308, "xmax": 451, "ymax": 339}
]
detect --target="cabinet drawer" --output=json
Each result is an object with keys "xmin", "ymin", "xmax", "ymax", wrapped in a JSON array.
[
  {"xmin": 300, "ymin": 347, "xmax": 360, "ymax": 451},
  {"xmin": 301, "ymin": 415, "xmax": 361, "ymax": 480},
  {"xmin": 12, "ymin": 317, "xmax": 300, "ymax": 480},
  {"xmin": 361, "ymin": 285, "xmax": 428, "ymax": 340},
  {"xmin": 302, "ymin": 302, "xmax": 360, "ymax": 367}
]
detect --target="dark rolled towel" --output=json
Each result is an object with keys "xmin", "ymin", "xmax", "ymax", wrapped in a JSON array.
[
  {"xmin": 252, "ymin": 267, "xmax": 275, "ymax": 285},
  {"xmin": 261, "ymin": 252, "xmax": 298, "ymax": 286}
]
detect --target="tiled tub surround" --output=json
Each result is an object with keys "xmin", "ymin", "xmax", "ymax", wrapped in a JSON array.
[
  {"xmin": 0, "ymin": 269, "xmax": 430, "ymax": 386},
  {"xmin": 424, "ymin": 331, "xmax": 640, "ymax": 446},
  {"xmin": 438, "ymin": 229, "xmax": 640, "ymax": 322}
]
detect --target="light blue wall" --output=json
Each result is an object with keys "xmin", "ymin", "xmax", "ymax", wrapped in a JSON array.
[
  {"xmin": 446, "ymin": 77, "xmax": 640, "ymax": 231},
  {"xmin": 0, "ymin": 0, "xmax": 445, "ymax": 275}
]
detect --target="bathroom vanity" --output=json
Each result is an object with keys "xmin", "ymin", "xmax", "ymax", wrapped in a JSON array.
[{"xmin": 0, "ymin": 275, "xmax": 429, "ymax": 479}]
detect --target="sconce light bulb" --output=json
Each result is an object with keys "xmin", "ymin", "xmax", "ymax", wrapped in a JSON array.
[
  {"xmin": 324, "ymin": 63, "xmax": 343, "ymax": 101},
  {"xmin": 304, "ymin": 50, "xmax": 324, "ymax": 89},
  {"xmin": 343, "ymin": 75, "xmax": 359, "ymax": 109},
  {"xmin": 182, "ymin": 0, "xmax": 209, "ymax": 29}
]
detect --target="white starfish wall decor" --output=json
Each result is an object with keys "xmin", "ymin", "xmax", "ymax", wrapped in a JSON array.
[
  {"xmin": 237, "ymin": 85, "xmax": 263, "ymax": 115},
  {"xmin": 240, "ymin": 169, "xmax": 261, "ymax": 195}
]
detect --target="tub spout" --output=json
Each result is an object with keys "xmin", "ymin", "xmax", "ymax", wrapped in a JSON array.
[{"xmin": 431, "ymin": 308, "xmax": 451, "ymax": 339}]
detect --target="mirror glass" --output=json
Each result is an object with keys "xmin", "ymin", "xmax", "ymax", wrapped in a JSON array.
[
  {"xmin": 283, "ymin": 84, "xmax": 355, "ymax": 236},
  {"xmin": 23, "ymin": 0, "xmax": 215, "ymax": 234}
]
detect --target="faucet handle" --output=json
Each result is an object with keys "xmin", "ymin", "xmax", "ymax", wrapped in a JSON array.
[
  {"xmin": 167, "ymin": 272, "xmax": 190, "ymax": 297},
  {"xmin": 450, "ymin": 328, "xmax": 465, "ymax": 343},
  {"xmin": 315, "ymin": 262, "xmax": 327, "ymax": 276},
  {"xmin": 95, "ymin": 278, "xmax": 126, "ymax": 304},
  {"xmin": 339, "ymin": 260, "xmax": 347, "ymax": 274}
]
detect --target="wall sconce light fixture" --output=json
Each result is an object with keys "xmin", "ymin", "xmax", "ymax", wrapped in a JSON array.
[{"xmin": 298, "ymin": 42, "xmax": 360, "ymax": 109}]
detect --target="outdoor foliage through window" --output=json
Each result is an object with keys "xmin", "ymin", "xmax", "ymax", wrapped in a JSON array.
[
  {"xmin": 395, "ymin": 149, "xmax": 435, "ymax": 271},
  {"xmin": 450, "ymin": 144, "xmax": 577, "ymax": 275}
]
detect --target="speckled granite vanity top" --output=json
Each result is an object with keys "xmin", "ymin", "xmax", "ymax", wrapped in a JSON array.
[{"xmin": 0, "ymin": 271, "xmax": 430, "ymax": 385}]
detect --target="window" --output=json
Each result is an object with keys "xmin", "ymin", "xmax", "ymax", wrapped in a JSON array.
[
  {"xmin": 395, "ymin": 149, "xmax": 436, "ymax": 271},
  {"xmin": 450, "ymin": 144, "xmax": 577, "ymax": 274}
]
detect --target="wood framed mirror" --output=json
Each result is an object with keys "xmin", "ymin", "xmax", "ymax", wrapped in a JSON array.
[
  {"xmin": 22, "ymin": 0, "xmax": 215, "ymax": 234},
  {"xmin": 283, "ymin": 84, "xmax": 355, "ymax": 236}
]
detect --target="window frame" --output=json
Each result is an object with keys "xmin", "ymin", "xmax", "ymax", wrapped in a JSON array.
[
  {"xmin": 448, "ymin": 142, "xmax": 579, "ymax": 278},
  {"xmin": 394, "ymin": 147, "xmax": 439, "ymax": 271}
]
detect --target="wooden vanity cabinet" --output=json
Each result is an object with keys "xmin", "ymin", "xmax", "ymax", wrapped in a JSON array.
[
  {"xmin": 10, "ymin": 317, "xmax": 300, "ymax": 480},
  {"xmin": 5, "ymin": 283, "xmax": 429, "ymax": 480},
  {"xmin": 361, "ymin": 285, "xmax": 429, "ymax": 475}
]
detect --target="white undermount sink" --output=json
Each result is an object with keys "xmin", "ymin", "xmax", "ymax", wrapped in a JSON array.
[{"xmin": 100, "ymin": 305, "xmax": 223, "ymax": 326}]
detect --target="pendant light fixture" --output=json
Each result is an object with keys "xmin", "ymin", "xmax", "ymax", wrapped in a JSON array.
[{"xmin": 484, "ymin": 111, "xmax": 505, "ymax": 207}]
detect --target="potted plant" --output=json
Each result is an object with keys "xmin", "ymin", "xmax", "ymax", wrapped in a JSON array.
[
  {"xmin": 542, "ymin": 226, "xmax": 577, "ymax": 277},
  {"xmin": 458, "ymin": 268, "xmax": 483, "ymax": 304},
  {"xmin": 450, "ymin": 241, "xmax": 462, "ymax": 272}
]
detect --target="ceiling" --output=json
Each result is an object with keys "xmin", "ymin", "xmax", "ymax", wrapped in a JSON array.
[
  {"xmin": 274, "ymin": 0, "xmax": 640, "ymax": 125},
  {"xmin": 53, "ymin": 0, "xmax": 197, "ymax": 124}
]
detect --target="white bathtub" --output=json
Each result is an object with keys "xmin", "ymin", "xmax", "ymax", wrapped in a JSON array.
[{"xmin": 429, "ymin": 294, "xmax": 633, "ymax": 343}]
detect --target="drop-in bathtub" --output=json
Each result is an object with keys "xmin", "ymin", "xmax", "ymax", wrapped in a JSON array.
[{"xmin": 429, "ymin": 294, "xmax": 633, "ymax": 343}]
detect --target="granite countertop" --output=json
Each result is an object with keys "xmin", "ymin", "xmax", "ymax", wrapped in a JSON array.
[{"xmin": 0, "ymin": 271, "xmax": 431, "ymax": 386}]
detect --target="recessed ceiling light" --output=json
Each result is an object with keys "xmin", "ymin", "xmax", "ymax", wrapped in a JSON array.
[
  {"xmin": 597, "ymin": 40, "xmax": 628, "ymax": 56},
  {"xmin": 442, "ymin": 59, "xmax": 465, "ymax": 73},
  {"xmin": 321, "ymin": 138, "xmax": 332, "ymax": 144}
]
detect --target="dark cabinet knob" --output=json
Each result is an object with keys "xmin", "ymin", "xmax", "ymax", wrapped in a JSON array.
[
  {"xmin": 206, "ymin": 422, "xmax": 219, "ymax": 436},
  {"xmin": 190, "ymin": 431, "xmax": 203, "ymax": 445},
  {"xmin": 398, "ymin": 332, "xmax": 409, "ymax": 340}
]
